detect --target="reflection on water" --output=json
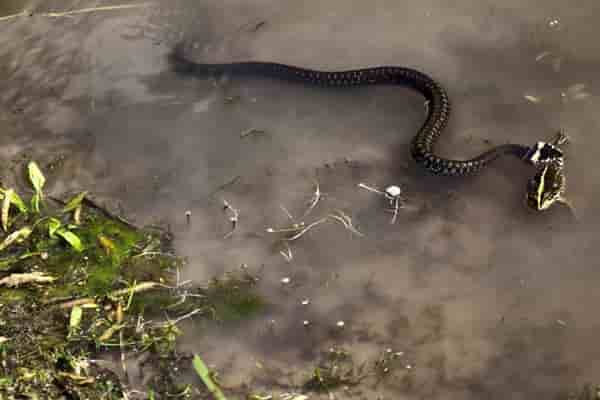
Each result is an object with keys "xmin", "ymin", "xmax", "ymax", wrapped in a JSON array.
[{"xmin": 1, "ymin": 0, "xmax": 599, "ymax": 398}]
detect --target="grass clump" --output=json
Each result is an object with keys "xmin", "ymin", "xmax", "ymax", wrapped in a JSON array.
[{"xmin": 0, "ymin": 160, "xmax": 267, "ymax": 399}]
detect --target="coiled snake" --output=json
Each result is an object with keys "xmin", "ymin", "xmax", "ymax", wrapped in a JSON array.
[{"xmin": 169, "ymin": 44, "xmax": 570, "ymax": 211}]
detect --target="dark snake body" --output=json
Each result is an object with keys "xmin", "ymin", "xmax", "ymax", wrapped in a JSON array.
[{"xmin": 169, "ymin": 49, "xmax": 532, "ymax": 176}]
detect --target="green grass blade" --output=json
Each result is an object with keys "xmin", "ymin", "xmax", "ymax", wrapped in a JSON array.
[
  {"xmin": 192, "ymin": 354, "xmax": 228, "ymax": 400},
  {"xmin": 0, "ymin": 227, "xmax": 32, "ymax": 252},
  {"xmin": 2, "ymin": 188, "xmax": 11, "ymax": 232},
  {"xmin": 69, "ymin": 306, "xmax": 83, "ymax": 329},
  {"xmin": 27, "ymin": 161, "xmax": 45, "ymax": 212},
  {"xmin": 56, "ymin": 228, "xmax": 84, "ymax": 252},
  {"xmin": 62, "ymin": 191, "xmax": 88, "ymax": 213},
  {"xmin": 27, "ymin": 161, "xmax": 46, "ymax": 195},
  {"xmin": 1, "ymin": 188, "xmax": 29, "ymax": 214},
  {"xmin": 48, "ymin": 218, "xmax": 62, "ymax": 238}
]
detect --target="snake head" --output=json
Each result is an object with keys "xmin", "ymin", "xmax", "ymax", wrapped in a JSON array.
[{"xmin": 526, "ymin": 163, "xmax": 566, "ymax": 211}]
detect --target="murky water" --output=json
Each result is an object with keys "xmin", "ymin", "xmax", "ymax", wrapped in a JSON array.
[
  {"xmin": 1, "ymin": 0, "xmax": 600, "ymax": 398},
  {"xmin": 0, "ymin": 0, "xmax": 23, "ymax": 16}
]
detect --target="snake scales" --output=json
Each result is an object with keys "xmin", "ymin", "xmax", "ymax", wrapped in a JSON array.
[{"xmin": 169, "ymin": 44, "xmax": 569, "ymax": 211}]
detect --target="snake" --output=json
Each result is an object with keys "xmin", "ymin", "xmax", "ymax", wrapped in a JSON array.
[{"xmin": 169, "ymin": 43, "xmax": 569, "ymax": 211}]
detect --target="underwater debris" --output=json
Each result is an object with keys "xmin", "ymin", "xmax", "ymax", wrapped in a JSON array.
[
  {"xmin": 222, "ymin": 198, "xmax": 240, "ymax": 239},
  {"xmin": 359, "ymin": 182, "xmax": 406, "ymax": 223},
  {"xmin": 240, "ymin": 128, "xmax": 266, "ymax": 138}
]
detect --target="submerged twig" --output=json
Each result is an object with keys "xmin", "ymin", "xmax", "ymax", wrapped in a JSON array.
[
  {"xmin": 266, "ymin": 223, "xmax": 305, "ymax": 234},
  {"xmin": 240, "ymin": 128, "xmax": 265, "ymax": 138},
  {"xmin": 222, "ymin": 199, "xmax": 239, "ymax": 239},
  {"xmin": 280, "ymin": 205, "xmax": 296, "ymax": 222},
  {"xmin": 327, "ymin": 210, "xmax": 363, "ymax": 237},
  {"xmin": 170, "ymin": 308, "xmax": 206, "ymax": 325},
  {"xmin": 0, "ymin": 3, "xmax": 154, "ymax": 22},
  {"xmin": 384, "ymin": 196, "xmax": 402, "ymax": 224},
  {"xmin": 302, "ymin": 179, "xmax": 322, "ymax": 218},
  {"xmin": 283, "ymin": 217, "xmax": 328, "ymax": 241},
  {"xmin": 279, "ymin": 242, "xmax": 293, "ymax": 262},
  {"xmin": 0, "ymin": 272, "xmax": 56, "ymax": 287},
  {"xmin": 358, "ymin": 183, "xmax": 385, "ymax": 196},
  {"xmin": 268, "ymin": 211, "xmax": 363, "ymax": 242},
  {"xmin": 208, "ymin": 176, "xmax": 241, "ymax": 198},
  {"xmin": 55, "ymin": 281, "xmax": 159, "ymax": 309}
]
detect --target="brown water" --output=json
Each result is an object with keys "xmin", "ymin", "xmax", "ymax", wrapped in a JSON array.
[{"xmin": 1, "ymin": 0, "xmax": 599, "ymax": 398}]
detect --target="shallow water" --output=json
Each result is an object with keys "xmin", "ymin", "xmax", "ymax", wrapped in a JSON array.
[{"xmin": 1, "ymin": 0, "xmax": 600, "ymax": 398}]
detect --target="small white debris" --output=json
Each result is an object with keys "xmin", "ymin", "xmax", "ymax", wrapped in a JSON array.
[
  {"xmin": 303, "ymin": 320, "xmax": 310, "ymax": 327},
  {"xmin": 395, "ymin": 351, "xmax": 404, "ymax": 357},
  {"xmin": 336, "ymin": 320, "xmax": 345, "ymax": 328},
  {"xmin": 301, "ymin": 298, "xmax": 310, "ymax": 306},
  {"xmin": 535, "ymin": 51, "xmax": 551, "ymax": 62},
  {"xmin": 556, "ymin": 319, "xmax": 567, "ymax": 327},
  {"xmin": 406, "ymin": 364, "xmax": 412, "ymax": 369},
  {"xmin": 524, "ymin": 95, "xmax": 541, "ymax": 103},
  {"xmin": 386, "ymin": 348, "xmax": 393, "ymax": 354},
  {"xmin": 281, "ymin": 277, "xmax": 291, "ymax": 285},
  {"xmin": 280, "ymin": 243, "xmax": 293, "ymax": 262},
  {"xmin": 548, "ymin": 18, "xmax": 560, "ymax": 29},
  {"xmin": 40, "ymin": 252, "xmax": 49, "ymax": 260},
  {"xmin": 385, "ymin": 185, "xmax": 402, "ymax": 198},
  {"xmin": 280, "ymin": 394, "xmax": 308, "ymax": 400}
]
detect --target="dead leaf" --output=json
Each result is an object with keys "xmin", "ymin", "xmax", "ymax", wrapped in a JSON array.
[{"xmin": 0, "ymin": 272, "xmax": 56, "ymax": 287}]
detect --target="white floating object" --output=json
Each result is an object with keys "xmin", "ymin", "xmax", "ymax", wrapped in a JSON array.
[
  {"xmin": 281, "ymin": 277, "xmax": 291, "ymax": 284},
  {"xmin": 336, "ymin": 320, "xmax": 345, "ymax": 328},
  {"xmin": 301, "ymin": 298, "xmax": 310, "ymax": 305},
  {"xmin": 385, "ymin": 185, "xmax": 402, "ymax": 197}
]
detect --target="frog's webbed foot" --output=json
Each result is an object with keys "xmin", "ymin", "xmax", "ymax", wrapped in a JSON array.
[
  {"xmin": 557, "ymin": 196, "xmax": 579, "ymax": 221},
  {"xmin": 550, "ymin": 129, "xmax": 570, "ymax": 147}
]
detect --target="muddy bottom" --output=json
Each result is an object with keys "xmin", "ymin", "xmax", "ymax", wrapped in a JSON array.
[{"xmin": 1, "ymin": 0, "xmax": 600, "ymax": 399}]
